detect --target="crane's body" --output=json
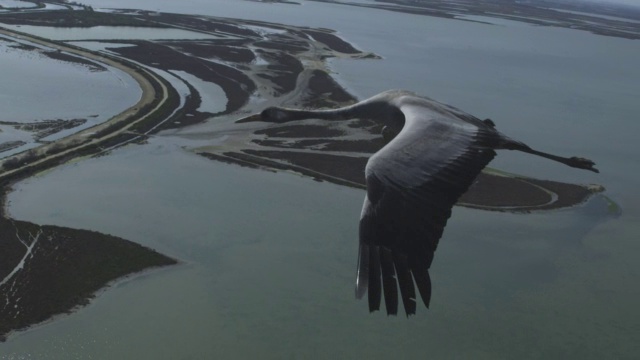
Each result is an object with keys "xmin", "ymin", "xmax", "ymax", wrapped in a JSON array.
[{"xmin": 237, "ymin": 90, "xmax": 597, "ymax": 316}]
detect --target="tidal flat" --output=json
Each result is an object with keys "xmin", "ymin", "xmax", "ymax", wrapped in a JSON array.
[{"xmin": 0, "ymin": 7, "xmax": 390, "ymax": 341}]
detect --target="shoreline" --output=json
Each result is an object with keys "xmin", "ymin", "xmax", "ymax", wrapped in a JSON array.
[
  {"xmin": 0, "ymin": 22, "xmax": 180, "ymax": 342},
  {"xmin": 0, "ymin": 26, "xmax": 173, "ymax": 187},
  {"xmin": 1, "ymin": 10, "xmax": 604, "ymax": 213},
  {"xmin": 0, "ymin": 7, "xmax": 610, "ymax": 341}
]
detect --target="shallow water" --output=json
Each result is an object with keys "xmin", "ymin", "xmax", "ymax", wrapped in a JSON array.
[
  {"xmin": 0, "ymin": 33, "xmax": 140, "ymax": 155},
  {"xmin": 0, "ymin": 0, "xmax": 33, "ymax": 8},
  {"xmin": 2, "ymin": 1, "xmax": 640, "ymax": 358},
  {"xmin": 172, "ymin": 70, "xmax": 227, "ymax": 114}
]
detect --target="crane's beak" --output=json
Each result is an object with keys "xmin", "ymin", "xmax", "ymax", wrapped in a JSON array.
[{"xmin": 235, "ymin": 113, "xmax": 263, "ymax": 123}]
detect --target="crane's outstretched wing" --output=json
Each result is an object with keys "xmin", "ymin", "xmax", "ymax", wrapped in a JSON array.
[{"xmin": 356, "ymin": 103, "xmax": 498, "ymax": 316}]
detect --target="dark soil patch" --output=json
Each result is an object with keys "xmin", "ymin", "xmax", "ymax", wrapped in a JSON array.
[
  {"xmin": 0, "ymin": 119, "xmax": 88, "ymax": 140},
  {"xmin": 243, "ymin": 149, "xmax": 368, "ymax": 185},
  {"xmin": 304, "ymin": 70, "xmax": 357, "ymax": 107},
  {"xmin": 256, "ymin": 124, "xmax": 345, "ymax": 138},
  {"xmin": 0, "ymin": 10, "xmax": 165, "ymax": 27},
  {"xmin": 302, "ymin": 29, "xmax": 360, "ymax": 54},
  {"xmin": 162, "ymin": 39, "xmax": 255, "ymax": 63},
  {"xmin": 108, "ymin": 40, "xmax": 255, "ymax": 114},
  {"xmin": 42, "ymin": 50, "xmax": 107, "ymax": 71},
  {"xmin": 252, "ymin": 138, "xmax": 385, "ymax": 153},
  {"xmin": 0, "ymin": 218, "xmax": 176, "ymax": 342},
  {"xmin": 254, "ymin": 34, "xmax": 310, "ymax": 53},
  {"xmin": 144, "ymin": 12, "xmax": 261, "ymax": 37},
  {"xmin": 255, "ymin": 49, "xmax": 303, "ymax": 95},
  {"xmin": 0, "ymin": 141, "xmax": 26, "ymax": 154},
  {"xmin": 460, "ymin": 173, "xmax": 552, "ymax": 208},
  {"xmin": 222, "ymin": 148, "xmax": 596, "ymax": 212}
]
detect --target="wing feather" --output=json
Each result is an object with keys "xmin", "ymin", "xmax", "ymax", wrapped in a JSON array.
[
  {"xmin": 357, "ymin": 101, "xmax": 498, "ymax": 315},
  {"xmin": 380, "ymin": 247, "xmax": 398, "ymax": 315},
  {"xmin": 393, "ymin": 250, "xmax": 417, "ymax": 316},
  {"xmin": 367, "ymin": 245, "xmax": 382, "ymax": 312}
]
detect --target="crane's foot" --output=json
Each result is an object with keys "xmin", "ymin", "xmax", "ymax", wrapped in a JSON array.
[{"xmin": 569, "ymin": 157, "xmax": 599, "ymax": 173}]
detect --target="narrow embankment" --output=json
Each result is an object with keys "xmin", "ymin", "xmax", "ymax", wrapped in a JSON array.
[{"xmin": 0, "ymin": 27, "xmax": 175, "ymax": 188}]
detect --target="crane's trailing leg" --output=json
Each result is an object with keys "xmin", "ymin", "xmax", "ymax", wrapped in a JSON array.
[{"xmin": 500, "ymin": 138, "xmax": 599, "ymax": 173}]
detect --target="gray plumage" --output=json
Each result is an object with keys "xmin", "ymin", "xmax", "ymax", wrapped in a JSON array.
[{"xmin": 237, "ymin": 90, "xmax": 598, "ymax": 316}]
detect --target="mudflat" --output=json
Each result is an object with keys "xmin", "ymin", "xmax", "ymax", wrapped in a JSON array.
[{"xmin": 0, "ymin": 6, "xmax": 610, "ymax": 341}]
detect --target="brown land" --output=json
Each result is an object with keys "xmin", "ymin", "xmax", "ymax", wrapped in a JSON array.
[{"xmin": 0, "ymin": 217, "xmax": 177, "ymax": 343}]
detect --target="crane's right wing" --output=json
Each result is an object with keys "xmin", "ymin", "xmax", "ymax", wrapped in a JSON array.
[{"xmin": 356, "ymin": 103, "xmax": 498, "ymax": 316}]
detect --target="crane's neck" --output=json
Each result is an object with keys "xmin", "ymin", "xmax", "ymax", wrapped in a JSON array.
[{"xmin": 269, "ymin": 101, "xmax": 404, "ymax": 127}]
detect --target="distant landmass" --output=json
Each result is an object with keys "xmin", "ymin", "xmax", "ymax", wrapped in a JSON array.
[{"xmin": 310, "ymin": 0, "xmax": 640, "ymax": 39}]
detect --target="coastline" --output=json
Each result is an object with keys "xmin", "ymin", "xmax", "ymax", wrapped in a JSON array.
[
  {"xmin": 0, "ymin": 26, "xmax": 173, "ymax": 185},
  {"xmin": 0, "ymin": 7, "xmax": 609, "ymax": 341}
]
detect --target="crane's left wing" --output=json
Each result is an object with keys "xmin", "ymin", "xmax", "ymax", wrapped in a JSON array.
[{"xmin": 356, "ymin": 103, "xmax": 498, "ymax": 316}]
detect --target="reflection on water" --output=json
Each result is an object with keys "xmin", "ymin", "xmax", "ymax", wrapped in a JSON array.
[{"xmin": 3, "ymin": 0, "xmax": 640, "ymax": 358}]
